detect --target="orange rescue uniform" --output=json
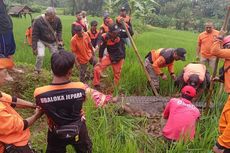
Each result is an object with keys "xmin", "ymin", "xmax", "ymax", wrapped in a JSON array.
[
  {"xmin": 25, "ymin": 27, "xmax": 32, "ymax": 46},
  {"xmin": 198, "ymin": 29, "xmax": 219, "ymax": 58},
  {"xmin": 71, "ymin": 32, "xmax": 93, "ymax": 64},
  {"xmin": 0, "ymin": 92, "xmax": 30, "ymax": 153},
  {"xmin": 116, "ymin": 15, "xmax": 131, "ymax": 29},
  {"xmin": 147, "ymin": 48, "xmax": 175, "ymax": 75},
  {"xmin": 211, "ymin": 39, "xmax": 230, "ymax": 149}
]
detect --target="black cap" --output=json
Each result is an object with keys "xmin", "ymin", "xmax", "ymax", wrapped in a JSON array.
[
  {"xmin": 74, "ymin": 25, "xmax": 82, "ymax": 32},
  {"xmin": 120, "ymin": 7, "xmax": 127, "ymax": 11},
  {"xmin": 175, "ymin": 48, "xmax": 186, "ymax": 61},
  {"xmin": 90, "ymin": 20, "xmax": 98, "ymax": 26},
  {"xmin": 109, "ymin": 24, "xmax": 120, "ymax": 33},
  {"xmin": 188, "ymin": 74, "xmax": 200, "ymax": 88}
]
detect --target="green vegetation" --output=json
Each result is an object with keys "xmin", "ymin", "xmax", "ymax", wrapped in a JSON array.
[{"xmin": 7, "ymin": 14, "xmax": 227, "ymax": 152}]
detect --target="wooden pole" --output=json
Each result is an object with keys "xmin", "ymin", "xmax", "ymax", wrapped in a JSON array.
[{"xmin": 121, "ymin": 20, "xmax": 159, "ymax": 96}]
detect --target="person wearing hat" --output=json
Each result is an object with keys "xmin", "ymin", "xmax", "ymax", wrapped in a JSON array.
[
  {"xmin": 72, "ymin": 11, "xmax": 87, "ymax": 36},
  {"xmin": 144, "ymin": 48, "xmax": 186, "ymax": 89},
  {"xmin": 0, "ymin": 58, "xmax": 43, "ymax": 153},
  {"xmin": 116, "ymin": 7, "xmax": 134, "ymax": 46},
  {"xmin": 162, "ymin": 85, "xmax": 200, "ymax": 142},
  {"xmin": 71, "ymin": 25, "xmax": 97, "ymax": 83},
  {"xmin": 87, "ymin": 20, "xmax": 99, "ymax": 48},
  {"xmin": 175, "ymin": 63, "xmax": 210, "ymax": 92},
  {"xmin": 93, "ymin": 23, "xmax": 127, "ymax": 90},
  {"xmin": 211, "ymin": 34, "xmax": 230, "ymax": 153},
  {"xmin": 196, "ymin": 21, "xmax": 219, "ymax": 72}
]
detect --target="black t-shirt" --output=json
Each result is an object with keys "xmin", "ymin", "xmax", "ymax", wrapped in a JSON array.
[{"xmin": 34, "ymin": 81, "xmax": 86, "ymax": 127}]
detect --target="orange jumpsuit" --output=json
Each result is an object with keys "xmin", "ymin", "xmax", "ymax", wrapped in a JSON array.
[
  {"xmin": 211, "ymin": 39, "xmax": 230, "ymax": 149},
  {"xmin": 0, "ymin": 92, "xmax": 30, "ymax": 152}
]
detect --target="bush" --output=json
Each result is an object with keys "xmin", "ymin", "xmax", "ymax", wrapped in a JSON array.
[{"xmin": 146, "ymin": 14, "xmax": 173, "ymax": 28}]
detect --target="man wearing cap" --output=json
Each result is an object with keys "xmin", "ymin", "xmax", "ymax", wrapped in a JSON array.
[
  {"xmin": 71, "ymin": 25, "xmax": 97, "ymax": 83},
  {"xmin": 196, "ymin": 21, "xmax": 219, "ymax": 72},
  {"xmin": 162, "ymin": 85, "xmax": 200, "ymax": 142},
  {"xmin": 72, "ymin": 11, "xmax": 87, "ymax": 36},
  {"xmin": 0, "ymin": 58, "xmax": 43, "ymax": 153},
  {"xmin": 87, "ymin": 20, "xmax": 99, "ymax": 48},
  {"xmin": 144, "ymin": 48, "xmax": 186, "ymax": 89},
  {"xmin": 175, "ymin": 63, "xmax": 210, "ymax": 90},
  {"xmin": 116, "ymin": 7, "xmax": 134, "ymax": 46},
  {"xmin": 32, "ymin": 7, "xmax": 63, "ymax": 74},
  {"xmin": 211, "ymin": 34, "xmax": 230, "ymax": 153},
  {"xmin": 93, "ymin": 23, "xmax": 127, "ymax": 90}
]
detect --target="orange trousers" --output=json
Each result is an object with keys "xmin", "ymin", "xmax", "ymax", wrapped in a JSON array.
[{"xmin": 93, "ymin": 55, "xmax": 124, "ymax": 86}]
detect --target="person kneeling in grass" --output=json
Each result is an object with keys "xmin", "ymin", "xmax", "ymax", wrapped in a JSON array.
[
  {"xmin": 162, "ymin": 85, "xmax": 200, "ymax": 142},
  {"xmin": 34, "ymin": 50, "xmax": 113, "ymax": 153},
  {"xmin": 0, "ymin": 58, "xmax": 42, "ymax": 153}
]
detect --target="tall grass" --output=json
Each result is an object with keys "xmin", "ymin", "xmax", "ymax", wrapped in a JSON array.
[{"xmin": 10, "ymin": 14, "xmax": 227, "ymax": 152}]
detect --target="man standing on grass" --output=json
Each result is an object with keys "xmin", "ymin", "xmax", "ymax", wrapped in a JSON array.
[
  {"xmin": 34, "ymin": 50, "xmax": 114, "ymax": 153},
  {"xmin": 72, "ymin": 11, "xmax": 87, "ymax": 36},
  {"xmin": 211, "ymin": 34, "xmax": 230, "ymax": 153},
  {"xmin": 196, "ymin": 21, "xmax": 219, "ymax": 72},
  {"xmin": 144, "ymin": 48, "xmax": 186, "ymax": 90},
  {"xmin": 71, "ymin": 25, "xmax": 97, "ymax": 83},
  {"xmin": 0, "ymin": 57, "xmax": 43, "ymax": 153},
  {"xmin": 0, "ymin": 0, "xmax": 23, "ymax": 73},
  {"xmin": 116, "ymin": 7, "xmax": 134, "ymax": 46},
  {"xmin": 32, "ymin": 7, "xmax": 63, "ymax": 74},
  {"xmin": 93, "ymin": 23, "xmax": 127, "ymax": 90}
]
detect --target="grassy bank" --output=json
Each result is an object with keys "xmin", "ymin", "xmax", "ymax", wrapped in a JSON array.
[{"xmin": 5, "ymin": 14, "xmax": 227, "ymax": 152}]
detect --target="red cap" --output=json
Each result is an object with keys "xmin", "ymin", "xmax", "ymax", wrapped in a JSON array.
[
  {"xmin": 223, "ymin": 35, "xmax": 230, "ymax": 46},
  {"xmin": 0, "ymin": 58, "xmax": 14, "ymax": 69},
  {"xmin": 181, "ymin": 85, "xmax": 196, "ymax": 97}
]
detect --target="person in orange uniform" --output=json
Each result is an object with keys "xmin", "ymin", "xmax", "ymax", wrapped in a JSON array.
[
  {"xmin": 116, "ymin": 7, "xmax": 134, "ymax": 46},
  {"xmin": 211, "ymin": 34, "xmax": 230, "ymax": 153},
  {"xmin": 175, "ymin": 63, "xmax": 210, "ymax": 90},
  {"xmin": 87, "ymin": 20, "xmax": 99, "ymax": 48},
  {"xmin": 93, "ymin": 24, "xmax": 126, "ymax": 90},
  {"xmin": 71, "ymin": 11, "xmax": 87, "ymax": 36},
  {"xmin": 196, "ymin": 21, "xmax": 219, "ymax": 72},
  {"xmin": 0, "ymin": 58, "xmax": 42, "ymax": 153},
  {"xmin": 24, "ymin": 19, "xmax": 34, "ymax": 46},
  {"xmin": 71, "ymin": 25, "xmax": 97, "ymax": 83},
  {"xmin": 144, "ymin": 48, "xmax": 186, "ymax": 89},
  {"xmin": 98, "ymin": 14, "xmax": 114, "ymax": 62}
]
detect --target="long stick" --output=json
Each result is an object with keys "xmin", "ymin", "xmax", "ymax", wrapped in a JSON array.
[
  {"xmin": 0, "ymin": 93, "xmax": 37, "ymax": 109},
  {"xmin": 121, "ymin": 21, "xmax": 159, "ymax": 96},
  {"xmin": 205, "ymin": 6, "xmax": 230, "ymax": 113}
]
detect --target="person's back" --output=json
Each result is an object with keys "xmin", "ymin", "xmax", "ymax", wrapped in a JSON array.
[
  {"xmin": 163, "ymin": 86, "xmax": 200, "ymax": 141},
  {"xmin": 34, "ymin": 82, "xmax": 86, "ymax": 125},
  {"xmin": 183, "ymin": 63, "xmax": 206, "ymax": 83},
  {"xmin": 34, "ymin": 50, "xmax": 92, "ymax": 153}
]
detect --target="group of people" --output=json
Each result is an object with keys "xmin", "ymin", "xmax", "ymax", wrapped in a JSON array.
[{"xmin": 1, "ymin": 2, "xmax": 230, "ymax": 152}]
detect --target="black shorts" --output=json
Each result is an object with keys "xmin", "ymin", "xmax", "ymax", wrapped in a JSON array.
[
  {"xmin": 0, "ymin": 30, "xmax": 16, "ymax": 57},
  {"xmin": 46, "ymin": 122, "xmax": 92, "ymax": 153}
]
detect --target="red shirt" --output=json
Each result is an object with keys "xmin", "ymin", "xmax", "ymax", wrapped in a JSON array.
[{"xmin": 163, "ymin": 98, "xmax": 200, "ymax": 141}]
